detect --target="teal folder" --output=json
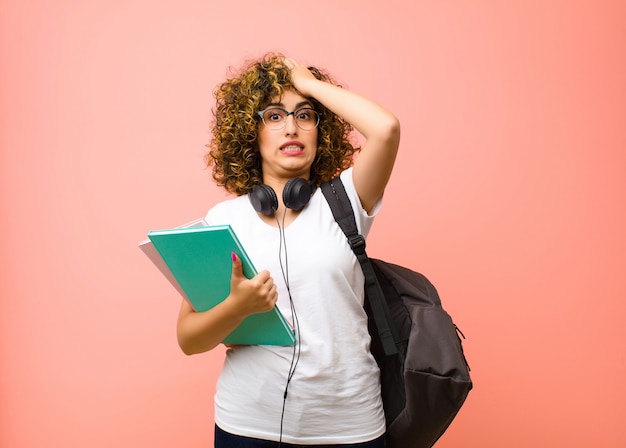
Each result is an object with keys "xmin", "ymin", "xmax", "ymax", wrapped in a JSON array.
[{"xmin": 145, "ymin": 224, "xmax": 296, "ymax": 346}]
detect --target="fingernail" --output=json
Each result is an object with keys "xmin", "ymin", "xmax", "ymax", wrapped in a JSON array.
[{"xmin": 231, "ymin": 252, "xmax": 237, "ymax": 263}]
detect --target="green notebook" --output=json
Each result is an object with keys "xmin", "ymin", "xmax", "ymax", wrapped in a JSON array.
[{"xmin": 145, "ymin": 224, "xmax": 295, "ymax": 346}]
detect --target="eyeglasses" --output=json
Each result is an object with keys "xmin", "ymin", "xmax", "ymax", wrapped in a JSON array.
[{"xmin": 257, "ymin": 107, "xmax": 320, "ymax": 131}]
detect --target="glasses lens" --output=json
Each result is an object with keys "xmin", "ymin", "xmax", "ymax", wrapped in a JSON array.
[
  {"xmin": 294, "ymin": 108, "xmax": 319, "ymax": 130},
  {"xmin": 262, "ymin": 108, "xmax": 287, "ymax": 129}
]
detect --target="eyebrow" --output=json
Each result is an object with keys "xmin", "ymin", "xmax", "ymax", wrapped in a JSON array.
[{"xmin": 267, "ymin": 100, "xmax": 314, "ymax": 109}]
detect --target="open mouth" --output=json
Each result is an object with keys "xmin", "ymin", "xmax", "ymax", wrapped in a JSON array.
[
  {"xmin": 280, "ymin": 142, "xmax": 305, "ymax": 154},
  {"xmin": 281, "ymin": 145, "xmax": 304, "ymax": 153}
]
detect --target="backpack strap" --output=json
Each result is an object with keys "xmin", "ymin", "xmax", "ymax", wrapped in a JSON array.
[{"xmin": 321, "ymin": 178, "xmax": 399, "ymax": 356}]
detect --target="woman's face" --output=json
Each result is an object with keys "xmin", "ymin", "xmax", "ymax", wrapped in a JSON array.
[{"xmin": 257, "ymin": 89, "xmax": 319, "ymax": 182}]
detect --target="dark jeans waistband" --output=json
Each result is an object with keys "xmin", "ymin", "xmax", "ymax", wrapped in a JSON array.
[{"xmin": 214, "ymin": 425, "xmax": 386, "ymax": 448}]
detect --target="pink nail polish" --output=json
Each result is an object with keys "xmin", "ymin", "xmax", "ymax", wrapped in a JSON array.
[{"xmin": 231, "ymin": 252, "xmax": 237, "ymax": 262}]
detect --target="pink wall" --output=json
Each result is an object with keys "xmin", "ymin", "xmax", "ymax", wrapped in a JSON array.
[{"xmin": 1, "ymin": 1, "xmax": 625, "ymax": 446}]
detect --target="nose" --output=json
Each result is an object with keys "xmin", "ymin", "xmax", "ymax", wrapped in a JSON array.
[{"xmin": 284, "ymin": 113, "xmax": 298, "ymax": 134}]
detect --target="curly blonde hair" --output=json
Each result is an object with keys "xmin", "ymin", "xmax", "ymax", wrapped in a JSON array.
[{"xmin": 206, "ymin": 53, "xmax": 358, "ymax": 195}]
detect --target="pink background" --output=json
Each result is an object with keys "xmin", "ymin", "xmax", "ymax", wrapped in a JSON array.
[{"xmin": 1, "ymin": 1, "xmax": 625, "ymax": 446}]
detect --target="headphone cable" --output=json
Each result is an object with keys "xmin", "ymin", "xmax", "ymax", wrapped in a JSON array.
[{"xmin": 275, "ymin": 210, "xmax": 301, "ymax": 446}]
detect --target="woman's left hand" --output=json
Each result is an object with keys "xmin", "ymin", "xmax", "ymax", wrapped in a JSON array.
[{"xmin": 284, "ymin": 57, "xmax": 318, "ymax": 96}]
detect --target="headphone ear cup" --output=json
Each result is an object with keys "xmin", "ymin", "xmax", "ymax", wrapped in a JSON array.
[
  {"xmin": 283, "ymin": 178, "xmax": 314, "ymax": 211},
  {"xmin": 249, "ymin": 184, "xmax": 278, "ymax": 216}
]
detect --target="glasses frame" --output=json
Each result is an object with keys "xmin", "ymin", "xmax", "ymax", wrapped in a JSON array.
[{"xmin": 257, "ymin": 106, "xmax": 320, "ymax": 131}]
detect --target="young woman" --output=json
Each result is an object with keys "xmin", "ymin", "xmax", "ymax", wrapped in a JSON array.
[{"xmin": 177, "ymin": 53, "xmax": 400, "ymax": 447}]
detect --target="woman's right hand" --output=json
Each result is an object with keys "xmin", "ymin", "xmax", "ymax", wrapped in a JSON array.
[
  {"xmin": 227, "ymin": 253, "xmax": 278, "ymax": 316},
  {"xmin": 176, "ymin": 254, "xmax": 278, "ymax": 355}
]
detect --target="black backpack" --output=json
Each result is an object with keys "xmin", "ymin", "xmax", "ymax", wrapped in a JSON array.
[{"xmin": 322, "ymin": 178, "xmax": 472, "ymax": 448}]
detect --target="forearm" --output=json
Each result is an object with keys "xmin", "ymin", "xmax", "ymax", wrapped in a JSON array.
[
  {"xmin": 298, "ymin": 77, "xmax": 399, "ymax": 145},
  {"xmin": 177, "ymin": 260, "xmax": 279, "ymax": 355},
  {"xmin": 176, "ymin": 298, "xmax": 246, "ymax": 355}
]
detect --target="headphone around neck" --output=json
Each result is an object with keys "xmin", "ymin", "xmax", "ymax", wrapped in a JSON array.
[{"xmin": 249, "ymin": 178, "xmax": 316, "ymax": 216}]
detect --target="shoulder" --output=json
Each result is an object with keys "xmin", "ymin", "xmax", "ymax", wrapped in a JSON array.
[
  {"xmin": 339, "ymin": 166, "xmax": 359, "ymax": 191},
  {"xmin": 338, "ymin": 167, "xmax": 383, "ymax": 219},
  {"xmin": 206, "ymin": 194, "xmax": 253, "ymax": 225}
]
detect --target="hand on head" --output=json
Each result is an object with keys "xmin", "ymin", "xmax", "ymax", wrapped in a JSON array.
[{"xmin": 283, "ymin": 57, "xmax": 318, "ymax": 97}]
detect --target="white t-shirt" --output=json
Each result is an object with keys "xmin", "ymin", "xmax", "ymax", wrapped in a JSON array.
[{"xmin": 206, "ymin": 168, "xmax": 385, "ymax": 445}]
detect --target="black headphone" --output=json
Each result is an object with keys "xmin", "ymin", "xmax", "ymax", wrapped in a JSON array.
[{"xmin": 249, "ymin": 178, "xmax": 316, "ymax": 216}]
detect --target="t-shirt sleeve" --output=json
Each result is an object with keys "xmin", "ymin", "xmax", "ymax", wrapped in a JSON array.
[{"xmin": 339, "ymin": 167, "xmax": 383, "ymax": 239}]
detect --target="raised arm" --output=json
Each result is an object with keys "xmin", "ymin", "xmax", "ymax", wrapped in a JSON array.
[{"xmin": 286, "ymin": 58, "xmax": 401, "ymax": 213}]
